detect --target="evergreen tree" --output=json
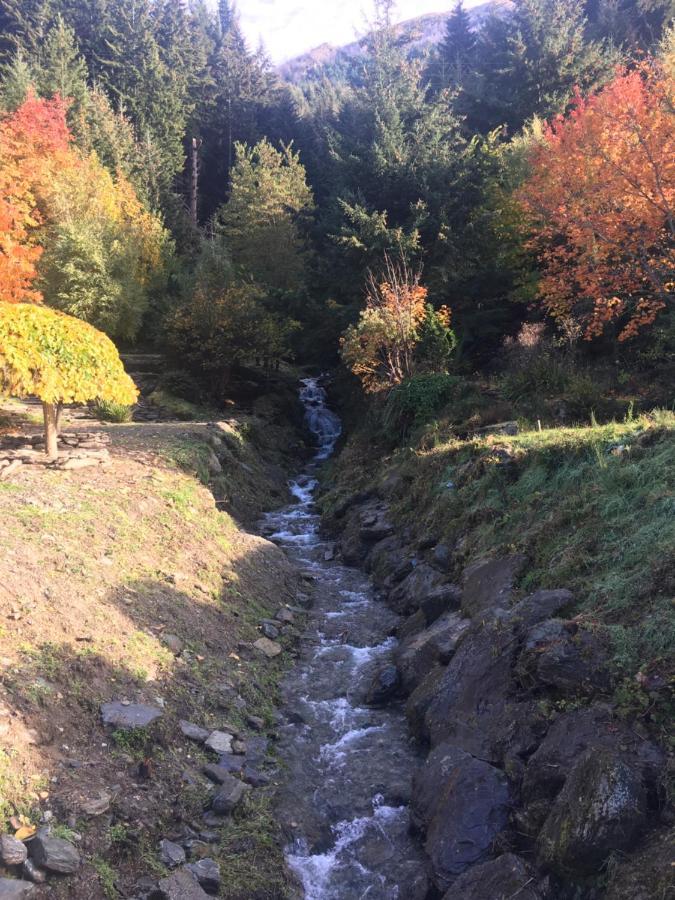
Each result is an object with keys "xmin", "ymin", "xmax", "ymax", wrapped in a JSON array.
[
  {"xmin": 0, "ymin": 50, "xmax": 34, "ymax": 110},
  {"xmin": 36, "ymin": 17, "xmax": 88, "ymax": 113},
  {"xmin": 428, "ymin": 1, "xmax": 477, "ymax": 93}
]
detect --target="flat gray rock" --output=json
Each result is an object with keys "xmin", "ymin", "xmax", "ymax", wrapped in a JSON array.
[
  {"xmin": 252, "ymin": 638, "xmax": 282, "ymax": 659},
  {"xmin": 29, "ymin": 831, "xmax": 81, "ymax": 874},
  {"xmin": 179, "ymin": 721, "xmax": 210, "ymax": 743},
  {"xmin": 159, "ymin": 839, "xmax": 186, "ymax": 869},
  {"xmin": 204, "ymin": 731, "xmax": 233, "ymax": 754},
  {"xmin": 158, "ymin": 868, "xmax": 209, "ymax": 899},
  {"xmin": 0, "ymin": 879, "xmax": 37, "ymax": 898},
  {"xmin": 186, "ymin": 858, "xmax": 221, "ymax": 894},
  {"xmin": 101, "ymin": 702, "xmax": 162, "ymax": 729}
]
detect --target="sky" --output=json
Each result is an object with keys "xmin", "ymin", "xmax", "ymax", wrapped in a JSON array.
[{"xmin": 237, "ymin": 0, "xmax": 482, "ymax": 64}]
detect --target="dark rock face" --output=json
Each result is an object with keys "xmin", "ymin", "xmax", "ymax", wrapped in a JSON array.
[
  {"xmin": 211, "ymin": 774, "xmax": 250, "ymax": 815},
  {"xmin": 395, "ymin": 611, "xmax": 470, "ymax": 694},
  {"xmin": 185, "ymin": 858, "xmax": 221, "ymax": 895},
  {"xmin": 412, "ymin": 743, "xmax": 512, "ymax": 891},
  {"xmin": 605, "ymin": 828, "xmax": 675, "ymax": 899},
  {"xmin": 389, "ymin": 564, "xmax": 449, "ymax": 616},
  {"xmin": 29, "ymin": 831, "xmax": 81, "ymax": 874},
  {"xmin": 339, "ymin": 501, "xmax": 393, "ymax": 565},
  {"xmin": 418, "ymin": 584, "xmax": 462, "ymax": 625},
  {"xmin": 538, "ymin": 749, "xmax": 648, "ymax": 874},
  {"xmin": 159, "ymin": 839, "xmax": 186, "ymax": 869},
  {"xmin": 423, "ymin": 619, "xmax": 518, "ymax": 756},
  {"xmin": 509, "ymin": 589, "xmax": 575, "ymax": 629},
  {"xmin": 517, "ymin": 620, "xmax": 611, "ymax": 695},
  {"xmin": 441, "ymin": 853, "xmax": 549, "ymax": 900},
  {"xmin": 405, "ymin": 666, "xmax": 444, "ymax": 742},
  {"xmin": 461, "ymin": 555, "xmax": 526, "ymax": 619},
  {"xmin": 365, "ymin": 664, "xmax": 400, "ymax": 706}
]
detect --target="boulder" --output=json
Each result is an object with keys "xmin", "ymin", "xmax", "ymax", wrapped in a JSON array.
[
  {"xmin": 0, "ymin": 835, "xmax": 28, "ymax": 866},
  {"xmin": 522, "ymin": 705, "xmax": 664, "ymax": 807},
  {"xmin": 180, "ymin": 721, "xmax": 210, "ymax": 743},
  {"xmin": 157, "ymin": 868, "xmax": 210, "ymax": 899},
  {"xmin": 431, "ymin": 543, "xmax": 453, "ymax": 572},
  {"xmin": 418, "ymin": 584, "xmax": 462, "ymax": 625},
  {"xmin": 185, "ymin": 858, "xmax": 221, "ymax": 895},
  {"xmin": 441, "ymin": 854, "xmax": 549, "ymax": 900},
  {"xmin": 365, "ymin": 664, "xmax": 400, "ymax": 706},
  {"xmin": 211, "ymin": 774, "xmax": 250, "ymax": 815},
  {"xmin": 412, "ymin": 744, "xmax": 512, "ymax": 891},
  {"xmin": 395, "ymin": 612, "xmax": 470, "ymax": 694},
  {"xmin": 159, "ymin": 839, "xmax": 186, "ymax": 869},
  {"xmin": 203, "ymin": 762, "xmax": 244, "ymax": 784},
  {"xmin": 101, "ymin": 701, "xmax": 162, "ymax": 729},
  {"xmin": 461, "ymin": 555, "xmax": 526, "ymax": 619},
  {"xmin": 605, "ymin": 828, "xmax": 674, "ymax": 900},
  {"xmin": 509, "ymin": 589, "xmax": 575, "ymax": 629},
  {"xmin": 29, "ymin": 830, "xmax": 81, "ymax": 874},
  {"xmin": 389, "ymin": 564, "xmax": 449, "ymax": 616},
  {"xmin": 252, "ymin": 638, "xmax": 282, "ymax": 659},
  {"xmin": 405, "ymin": 666, "xmax": 445, "ymax": 742},
  {"xmin": 538, "ymin": 749, "xmax": 648, "ymax": 874},
  {"xmin": 0, "ymin": 879, "xmax": 37, "ymax": 898}
]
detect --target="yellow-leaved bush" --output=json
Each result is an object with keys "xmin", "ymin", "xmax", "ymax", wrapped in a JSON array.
[{"xmin": 0, "ymin": 302, "xmax": 138, "ymax": 407}]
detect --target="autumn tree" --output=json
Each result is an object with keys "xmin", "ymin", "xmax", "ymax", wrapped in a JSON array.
[
  {"xmin": 0, "ymin": 303, "xmax": 137, "ymax": 457},
  {"xmin": 341, "ymin": 254, "xmax": 455, "ymax": 393},
  {"xmin": 518, "ymin": 60, "xmax": 674, "ymax": 341}
]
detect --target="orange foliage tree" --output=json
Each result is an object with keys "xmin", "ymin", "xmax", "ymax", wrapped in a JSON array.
[
  {"xmin": 519, "ymin": 61, "xmax": 674, "ymax": 341},
  {"xmin": 0, "ymin": 92, "xmax": 71, "ymax": 304}
]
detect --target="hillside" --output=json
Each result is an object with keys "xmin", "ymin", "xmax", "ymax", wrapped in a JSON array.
[{"xmin": 278, "ymin": 1, "xmax": 507, "ymax": 83}]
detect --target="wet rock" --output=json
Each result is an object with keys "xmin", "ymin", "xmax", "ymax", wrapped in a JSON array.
[
  {"xmin": 211, "ymin": 774, "xmax": 250, "ymax": 815},
  {"xmin": 186, "ymin": 858, "xmax": 220, "ymax": 895},
  {"xmin": 405, "ymin": 666, "xmax": 444, "ymax": 742},
  {"xmin": 396, "ymin": 611, "xmax": 470, "ymax": 694},
  {"xmin": 157, "ymin": 868, "xmax": 209, "ymax": 899},
  {"xmin": 159, "ymin": 839, "xmax": 186, "ymax": 868},
  {"xmin": 442, "ymin": 853, "xmax": 549, "ymax": 900},
  {"xmin": 424, "ymin": 618, "xmax": 519, "ymax": 756},
  {"xmin": 412, "ymin": 744, "xmax": 512, "ymax": 891},
  {"xmin": 252, "ymin": 637, "xmax": 282, "ymax": 659},
  {"xmin": 389, "ymin": 564, "xmax": 449, "ymax": 616},
  {"xmin": 365, "ymin": 664, "xmax": 400, "ymax": 706},
  {"xmin": 605, "ymin": 827, "xmax": 674, "ymax": 899},
  {"xmin": 461, "ymin": 555, "xmax": 526, "ymax": 619},
  {"xmin": 397, "ymin": 609, "xmax": 427, "ymax": 642},
  {"xmin": 538, "ymin": 749, "xmax": 648, "ymax": 874},
  {"xmin": 0, "ymin": 835, "xmax": 28, "ymax": 866},
  {"xmin": 522, "ymin": 705, "xmax": 664, "ymax": 807},
  {"xmin": 29, "ymin": 830, "xmax": 81, "ymax": 873},
  {"xmin": 179, "ymin": 721, "xmax": 210, "ymax": 743},
  {"xmin": 101, "ymin": 701, "xmax": 162, "ymax": 729},
  {"xmin": 204, "ymin": 731, "xmax": 233, "ymax": 755},
  {"xmin": 509, "ymin": 589, "xmax": 575, "ymax": 629},
  {"xmin": 0, "ymin": 877, "xmax": 37, "ymax": 897}
]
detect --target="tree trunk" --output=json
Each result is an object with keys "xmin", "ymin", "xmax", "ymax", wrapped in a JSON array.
[
  {"xmin": 42, "ymin": 402, "xmax": 59, "ymax": 459},
  {"xmin": 55, "ymin": 403, "xmax": 64, "ymax": 436}
]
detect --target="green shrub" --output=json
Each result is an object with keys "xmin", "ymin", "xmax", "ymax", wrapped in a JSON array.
[
  {"xmin": 383, "ymin": 374, "xmax": 462, "ymax": 438},
  {"xmin": 91, "ymin": 398, "xmax": 134, "ymax": 423},
  {"xmin": 156, "ymin": 370, "xmax": 202, "ymax": 402}
]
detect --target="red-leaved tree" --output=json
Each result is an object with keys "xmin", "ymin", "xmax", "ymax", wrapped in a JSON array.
[{"xmin": 519, "ymin": 61, "xmax": 674, "ymax": 341}]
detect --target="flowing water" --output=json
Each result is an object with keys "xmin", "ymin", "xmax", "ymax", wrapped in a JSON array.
[{"xmin": 262, "ymin": 377, "xmax": 427, "ymax": 900}]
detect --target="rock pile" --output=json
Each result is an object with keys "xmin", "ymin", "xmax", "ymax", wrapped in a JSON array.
[
  {"xmin": 329, "ymin": 491, "xmax": 670, "ymax": 897},
  {"xmin": 0, "ymin": 432, "xmax": 111, "ymax": 476}
]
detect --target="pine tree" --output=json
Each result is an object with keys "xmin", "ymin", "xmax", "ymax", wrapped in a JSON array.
[
  {"xmin": 0, "ymin": 0, "xmax": 54, "ymax": 64},
  {"xmin": 0, "ymin": 50, "xmax": 34, "ymax": 110},
  {"xmin": 36, "ymin": 18, "xmax": 88, "ymax": 112},
  {"xmin": 429, "ymin": 1, "xmax": 477, "ymax": 92}
]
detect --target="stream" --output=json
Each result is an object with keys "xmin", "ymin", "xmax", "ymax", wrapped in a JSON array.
[{"xmin": 262, "ymin": 377, "xmax": 427, "ymax": 900}]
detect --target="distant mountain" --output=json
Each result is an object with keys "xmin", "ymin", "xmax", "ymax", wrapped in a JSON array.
[{"xmin": 279, "ymin": 1, "xmax": 508, "ymax": 84}]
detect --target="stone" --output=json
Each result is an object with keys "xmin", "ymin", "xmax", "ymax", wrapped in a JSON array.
[
  {"xmin": 157, "ymin": 868, "xmax": 210, "ymax": 899},
  {"xmin": 605, "ymin": 827, "xmax": 674, "ymax": 900},
  {"xmin": 162, "ymin": 634, "xmax": 183, "ymax": 655},
  {"xmin": 535, "ymin": 624, "xmax": 610, "ymax": 695},
  {"xmin": 521, "ymin": 705, "xmax": 664, "ymax": 808},
  {"xmin": 509, "ymin": 589, "xmax": 575, "ymax": 629},
  {"xmin": 207, "ymin": 452, "xmax": 222, "ymax": 475},
  {"xmin": 260, "ymin": 621, "xmax": 280, "ymax": 640},
  {"xmin": 412, "ymin": 744, "xmax": 511, "ymax": 891},
  {"xmin": 474, "ymin": 421, "xmax": 519, "ymax": 437},
  {"xmin": 405, "ymin": 666, "xmax": 445, "ymax": 742},
  {"xmin": 418, "ymin": 584, "xmax": 463, "ymax": 626},
  {"xmin": 204, "ymin": 731, "xmax": 233, "ymax": 755},
  {"xmin": 441, "ymin": 854, "xmax": 548, "ymax": 900},
  {"xmin": 0, "ymin": 877, "xmax": 37, "ymax": 897},
  {"xmin": 431, "ymin": 543, "xmax": 453, "ymax": 572},
  {"xmin": 0, "ymin": 835, "xmax": 28, "ymax": 866},
  {"xmin": 101, "ymin": 702, "xmax": 162, "ymax": 730},
  {"xmin": 365, "ymin": 664, "xmax": 400, "ymax": 706},
  {"xmin": 246, "ymin": 715, "xmax": 265, "ymax": 732},
  {"xmin": 461, "ymin": 555, "xmax": 527, "ymax": 619},
  {"xmin": 395, "ymin": 611, "xmax": 470, "ymax": 694},
  {"xmin": 203, "ymin": 762, "xmax": 243, "ymax": 784},
  {"xmin": 252, "ymin": 638, "xmax": 282, "ymax": 659},
  {"xmin": 180, "ymin": 721, "xmax": 210, "ymax": 744},
  {"xmin": 186, "ymin": 858, "xmax": 221, "ymax": 895},
  {"xmin": 159, "ymin": 839, "xmax": 186, "ymax": 869},
  {"xmin": 538, "ymin": 749, "xmax": 648, "ymax": 874},
  {"xmin": 389, "ymin": 564, "xmax": 449, "ymax": 616},
  {"xmin": 21, "ymin": 861, "xmax": 46, "ymax": 885},
  {"xmin": 211, "ymin": 775, "xmax": 250, "ymax": 815},
  {"xmin": 275, "ymin": 608, "xmax": 294, "ymax": 623},
  {"xmin": 29, "ymin": 830, "xmax": 81, "ymax": 874},
  {"xmin": 80, "ymin": 792, "xmax": 112, "ymax": 817}
]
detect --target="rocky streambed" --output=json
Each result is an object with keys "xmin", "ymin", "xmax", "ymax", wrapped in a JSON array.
[{"xmin": 268, "ymin": 379, "xmax": 671, "ymax": 899}]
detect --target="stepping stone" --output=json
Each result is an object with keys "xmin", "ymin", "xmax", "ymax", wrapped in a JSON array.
[
  {"xmin": 100, "ymin": 702, "xmax": 162, "ymax": 730},
  {"xmin": 204, "ymin": 731, "xmax": 233, "ymax": 754}
]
